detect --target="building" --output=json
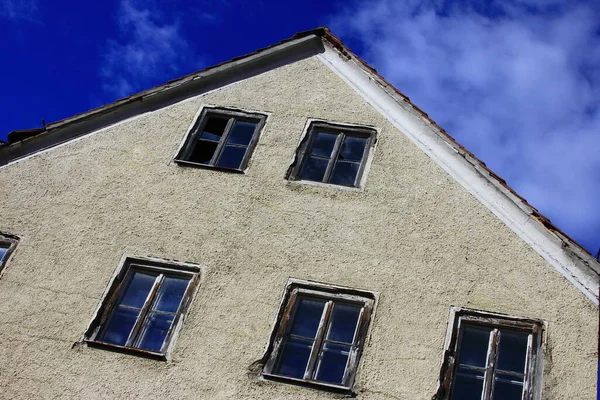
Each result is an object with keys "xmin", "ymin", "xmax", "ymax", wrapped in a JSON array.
[{"xmin": 0, "ymin": 27, "xmax": 597, "ymax": 399}]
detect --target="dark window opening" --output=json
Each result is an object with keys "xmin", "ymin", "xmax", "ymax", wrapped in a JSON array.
[
  {"xmin": 434, "ymin": 308, "xmax": 543, "ymax": 400},
  {"xmin": 83, "ymin": 257, "xmax": 200, "ymax": 359},
  {"xmin": 0, "ymin": 233, "xmax": 19, "ymax": 275},
  {"xmin": 175, "ymin": 108, "xmax": 266, "ymax": 171},
  {"xmin": 263, "ymin": 280, "xmax": 375, "ymax": 392}
]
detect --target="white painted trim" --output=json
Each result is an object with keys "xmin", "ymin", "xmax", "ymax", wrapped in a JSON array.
[
  {"xmin": 317, "ymin": 45, "xmax": 599, "ymax": 305},
  {"xmin": 435, "ymin": 306, "xmax": 546, "ymax": 400},
  {"xmin": 284, "ymin": 118, "xmax": 380, "ymax": 191},
  {"xmin": 76, "ymin": 254, "xmax": 205, "ymax": 360}
]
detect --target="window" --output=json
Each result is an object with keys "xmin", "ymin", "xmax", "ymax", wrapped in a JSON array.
[
  {"xmin": 175, "ymin": 107, "xmax": 266, "ymax": 171},
  {"xmin": 434, "ymin": 307, "xmax": 544, "ymax": 400},
  {"xmin": 287, "ymin": 121, "xmax": 376, "ymax": 188},
  {"xmin": 0, "ymin": 233, "xmax": 19, "ymax": 275},
  {"xmin": 262, "ymin": 279, "xmax": 375, "ymax": 392},
  {"xmin": 83, "ymin": 257, "xmax": 201, "ymax": 359}
]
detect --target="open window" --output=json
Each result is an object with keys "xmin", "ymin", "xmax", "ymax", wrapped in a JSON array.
[
  {"xmin": 287, "ymin": 121, "xmax": 376, "ymax": 188},
  {"xmin": 262, "ymin": 279, "xmax": 376, "ymax": 392},
  {"xmin": 83, "ymin": 257, "xmax": 201, "ymax": 360},
  {"xmin": 0, "ymin": 233, "xmax": 19, "ymax": 276},
  {"xmin": 175, "ymin": 107, "xmax": 267, "ymax": 172},
  {"xmin": 434, "ymin": 307, "xmax": 544, "ymax": 400}
]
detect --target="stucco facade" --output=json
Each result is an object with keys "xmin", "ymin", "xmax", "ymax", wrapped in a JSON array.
[{"xmin": 0, "ymin": 48, "xmax": 597, "ymax": 399}]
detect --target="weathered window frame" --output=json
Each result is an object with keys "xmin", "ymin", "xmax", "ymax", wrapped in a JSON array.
[
  {"xmin": 286, "ymin": 121, "xmax": 377, "ymax": 189},
  {"xmin": 174, "ymin": 106, "xmax": 267, "ymax": 172},
  {"xmin": 82, "ymin": 256, "xmax": 202, "ymax": 361},
  {"xmin": 433, "ymin": 307, "xmax": 545, "ymax": 400},
  {"xmin": 0, "ymin": 233, "xmax": 19, "ymax": 277},
  {"xmin": 262, "ymin": 279, "xmax": 376, "ymax": 393}
]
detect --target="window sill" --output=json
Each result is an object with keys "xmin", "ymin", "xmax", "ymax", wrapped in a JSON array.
[
  {"xmin": 173, "ymin": 159, "xmax": 247, "ymax": 174},
  {"xmin": 261, "ymin": 372, "xmax": 353, "ymax": 394},
  {"xmin": 286, "ymin": 179, "xmax": 364, "ymax": 192},
  {"xmin": 83, "ymin": 339, "xmax": 168, "ymax": 361}
]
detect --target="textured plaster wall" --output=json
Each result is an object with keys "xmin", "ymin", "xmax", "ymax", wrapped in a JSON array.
[{"xmin": 0, "ymin": 56, "xmax": 596, "ymax": 400}]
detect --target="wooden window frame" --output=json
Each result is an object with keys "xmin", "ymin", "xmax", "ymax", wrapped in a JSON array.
[
  {"xmin": 287, "ymin": 121, "xmax": 377, "ymax": 188},
  {"xmin": 262, "ymin": 279, "xmax": 376, "ymax": 393},
  {"xmin": 433, "ymin": 307, "xmax": 544, "ymax": 400},
  {"xmin": 0, "ymin": 233, "xmax": 19, "ymax": 277},
  {"xmin": 82, "ymin": 256, "xmax": 202, "ymax": 361},
  {"xmin": 174, "ymin": 106, "xmax": 267, "ymax": 172}
]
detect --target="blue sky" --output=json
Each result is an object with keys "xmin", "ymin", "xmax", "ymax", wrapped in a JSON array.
[{"xmin": 1, "ymin": 0, "xmax": 599, "ymax": 255}]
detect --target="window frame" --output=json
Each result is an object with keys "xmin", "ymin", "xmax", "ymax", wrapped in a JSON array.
[
  {"xmin": 174, "ymin": 106, "xmax": 267, "ymax": 172},
  {"xmin": 433, "ymin": 307, "xmax": 545, "ymax": 400},
  {"xmin": 262, "ymin": 279, "xmax": 377, "ymax": 393},
  {"xmin": 82, "ymin": 256, "xmax": 202, "ymax": 360},
  {"xmin": 287, "ymin": 121, "xmax": 377, "ymax": 189},
  {"xmin": 0, "ymin": 233, "xmax": 19, "ymax": 277}
]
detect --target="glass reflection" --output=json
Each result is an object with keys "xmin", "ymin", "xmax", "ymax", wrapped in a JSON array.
[
  {"xmin": 327, "ymin": 304, "xmax": 361, "ymax": 344},
  {"xmin": 290, "ymin": 299, "xmax": 326, "ymax": 338},
  {"xmin": 310, "ymin": 132, "xmax": 337, "ymax": 157}
]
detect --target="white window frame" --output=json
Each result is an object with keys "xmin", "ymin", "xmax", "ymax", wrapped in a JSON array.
[
  {"xmin": 262, "ymin": 278, "xmax": 377, "ymax": 393},
  {"xmin": 81, "ymin": 255, "xmax": 202, "ymax": 360},
  {"xmin": 433, "ymin": 306, "xmax": 545, "ymax": 400},
  {"xmin": 286, "ymin": 119, "xmax": 378, "ymax": 190}
]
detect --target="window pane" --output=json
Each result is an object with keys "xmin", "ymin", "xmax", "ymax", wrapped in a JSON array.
[
  {"xmin": 120, "ymin": 272, "xmax": 156, "ymax": 308},
  {"xmin": 497, "ymin": 330, "xmax": 528, "ymax": 373},
  {"xmin": 329, "ymin": 161, "xmax": 359, "ymax": 186},
  {"xmin": 216, "ymin": 145, "xmax": 247, "ymax": 169},
  {"xmin": 309, "ymin": 132, "xmax": 337, "ymax": 157},
  {"xmin": 137, "ymin": 312, "xmax": 174, "ymax": 352},
  {"xmin": 0, "ymin": 246, "xmax": 7, "ymax": 262},
  {"xmin": 458, "ymin": 326, "xmax": 491, "ymax": 368},
  {"xmin": 338, "ymin": 136, "xmax": 367, "ymax": 161},
  {"xmin": 101, "ymin": 307, "xmax": 139, "ymax": 346},
  {"xmin": 493, "ymin": 378, "xmax": 524, "ymax": 399},
  {"xmin": 189, "ymin": 140, "xmax": 218, "ymax": 164},
  {"xmin": 327, "ymin": 303, "xmax": 361, "ymax": 344},
  {"xmin": 277, "ymin": 337, "xmax": 313, "ymax": 379},
  {"xmin": 452, "ymin": 371, "xmax": 485, "ymax": 400},
  {"xmin": 290, "ymin": 298, "xmax": 326, "ymax": 338},
  {"xmin": 154, "ymin": 277, "xmax": 189, "ymax": 313},
  {"xmin": 299, "ymin": 156, "xmax": 328, "ymax": 182},
  {"xmin": 199, "ymin": 116, "xmax": 228, "ymax": 141},
  {"xmin": 228, "ymin": 121, "xmax": 256, "ymax": 146},
  {"xmin": 315, "ymin": 342, "xmax": 350, "ymax": 384}
]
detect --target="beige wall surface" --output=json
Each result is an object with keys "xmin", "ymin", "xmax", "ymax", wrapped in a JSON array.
[{"xmin": 0, "ymin": 56, "xmax": 596, "ymax": 399}]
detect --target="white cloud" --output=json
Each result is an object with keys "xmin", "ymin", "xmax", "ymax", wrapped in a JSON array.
[
  {"xmin": 330, "ymin": 0, "xmax": 600, "ymax": 252},
  {"xmin": 0, "ymin": 0, "xmax": 39, "ymax": 21},
  {"xmin": 100, "ymin": 0, "xmax": 194, "ymax": 98}
]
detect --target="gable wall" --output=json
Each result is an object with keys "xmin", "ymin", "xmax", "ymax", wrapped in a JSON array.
[{"xmin": 0, "ymin": 55, "xmax": 596, "ymax": 399}]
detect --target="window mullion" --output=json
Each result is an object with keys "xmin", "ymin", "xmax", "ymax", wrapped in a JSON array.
[
  {"xmin": 340, "ymin": 305, "xmax": 365, "ymax": 386},
  {"xmin": 482, "ymin": 329, "xmax": 500, "ymax": 400},
  {"xmin": 239, "ymin": 121, "xmax": 262, "ymax": 170},
  {"xmin": 323, "ymin": 134, "xmax": 343, "ymax": 183},
  {"xmin": 304, "ymin": 300, "xmax": 333, "ymax": 380},
  {"xmin": 126, "ymin": 274, "xmax": 164, "ymax": 347},
  {"xmin": 210, "ymin": 117, "xmax": 235, "ymax": 165},
  {"xmin": 521, "ymin": 333, "xmax": 534, "ymax": 400}
]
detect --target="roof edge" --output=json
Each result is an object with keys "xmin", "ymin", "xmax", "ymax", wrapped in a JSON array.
[
  {"xmin": 316, "ymin": 34, "xmax": 599, "ymax": 304},
  {"xmin": 2, "ymin": 26, "xmax": 597, "ymax": 302},
  {"xmin": 0, "ymin": 31, "xmax": 325, "ymax": 165}
]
